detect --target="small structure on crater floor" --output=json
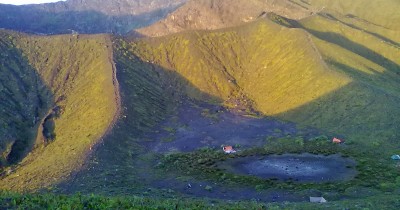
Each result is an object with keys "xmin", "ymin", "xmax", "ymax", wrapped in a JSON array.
[
  {"xmin": 310, "ymin": 197, "xmax": 327, "ymax": 203},
  {"xmin": 332, "ymin": 137, "xmax": 343, "ymax": 144},
  {"xmin": 223, "ymin": 145, "xmax": 236, "ymax": 154},
  {"xmin": 391, "ymin": 155, "xmax": 400, "ymax": 160}
]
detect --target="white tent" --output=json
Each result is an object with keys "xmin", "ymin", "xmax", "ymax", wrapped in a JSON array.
[{"xmin": 310, "ymin": 197, "xmax": 327, "ymax": 203}]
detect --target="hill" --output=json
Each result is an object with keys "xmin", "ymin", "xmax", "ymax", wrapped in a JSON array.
[
  {"xmin": 136, "ymin": 0, "xmax": 400, "ymax": 149},
  {"xmin": 0, "ymin": 0, "xmax": 399, "ymax": 207},
  {"xmin": 136, "ymin": 0, "xmax": 316, "ymax": 37},
  {"xmin": 0, "ymin": 0, "xmax": 187, "ymax": 34},
  {"xmin": 305, "ymin": 0, "xmax": 400, "ymax": 31},
  {"xmin": 0, "ymin": 31, "xmax": 117, "ymax": 191},
  {"xmin": 0, "ymin": 32, "xmax": 51, "ymax": 168},
  {"xmin": 137, "ymin": 0, "xmax": 400, "ymax": 37},
  {"xmin": 134, "ymin": 10, "xmax": 400, "ymax": 149}
]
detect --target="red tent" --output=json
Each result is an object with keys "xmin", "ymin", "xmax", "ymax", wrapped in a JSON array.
[
  {"xmin": 332, "ymin": 137, "xmax": 343, "ymax": 143},
  {"xmin": 223, "ymin": 146, "xmax": 236, "ymax": 154}
]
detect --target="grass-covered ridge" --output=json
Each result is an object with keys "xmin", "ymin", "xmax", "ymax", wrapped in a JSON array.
[
  {"xmin": 136, "ymin": 0, "xmax": 314, "ymax": 37},
  {"xmin": 274, "ymin": 8, "xmax": 400, "ymax": 149},
  {"xmin": 0, "ymin": 31, "xmax": 117, "ymax": 191},
  {"xmin": 132, "ymin": 8, "xmax": 400, "ymax": 151},
  {"xmin": 304, "ymin": 0, "xmax": 400, "ymax": 31},
  {"xmin": 133, "ymin": 19, "xmax": 350, "ymax": 113}
]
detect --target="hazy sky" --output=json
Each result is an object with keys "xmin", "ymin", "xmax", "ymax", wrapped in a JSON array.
[{"xmin": 0, "ymin": 0, "xmax": 66, "ymax": 5}]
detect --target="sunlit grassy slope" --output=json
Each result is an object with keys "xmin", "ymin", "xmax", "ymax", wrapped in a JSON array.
[
  {"xmin": 131, "ymin": 12, "xmax": 400, "ymax": 150},
  {"xmin": 277, "ymin": 7, "xmax": 400, "ymax": 149},
  {"xmin": 0, "ymin": 32, "xmax": 117, "ymax": 191},
  {"xmin": 133, "ymin": 19, "xmax": 350, "ymax": 111},
  {"xmin": 303, "ymin": 0, "xmax": 400, "ymax": 31}
]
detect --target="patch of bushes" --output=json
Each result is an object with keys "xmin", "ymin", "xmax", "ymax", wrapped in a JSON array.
[{"xmin": 159, "ymin": 136, "xmax": 399, "ymax": 194}]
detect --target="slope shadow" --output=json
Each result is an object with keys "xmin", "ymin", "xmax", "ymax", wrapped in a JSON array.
[
  {"xmin": 0, "ymin": 33, "xmax": 54, "ymax": 168},
  {"xmin": 0, "ymin": 4, "xmax": 181, "ymax": 35},
  {"xmin": 266, "ymin": 13, "xmax": 400, "ymax": 74},
  {"xmin": 267, "ymin": 13, "xmax": 400, "ymax": 152},
  {"xmin": 304, "ymin": 29, "xmax": 400, "ymax": 73},
  {"xmin": 318, "ymin": 13, "xmax": 400, "ymax": 49},
  {"xmin": 328, "ymin": 60, "xmax": 400, "ymax": 95},
  {"xmin": 55, "ymin": 39, "xmax": 321, "ymax": 203},
  {"xmin": 55, "ymin": 39, "xmax": 222, "ymax": 193},
  {"xmin": 275, "ymin": 78, "xmax": 400, "ymax": 150}
]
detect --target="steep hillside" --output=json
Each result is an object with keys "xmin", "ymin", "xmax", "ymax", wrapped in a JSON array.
[
  {"xmin": 0, "ymin": 0, "xmax": 187, "ymax": 34},
  {"xmin": 137, "ymin": 0, "xmax": 400, "ymax": 37},
  {"xmin": 304, "ymin": 0, "xmax": 400, "ymax": 31},
  {"xmin": 134, "ymin": 19, "xmax": 349, "ymax": 113},
  {"xmin": 135, "ymin": 0, "xmax": 400, "ymax": 149},
  {"xmin": 132, "ymin": 14, "xmax": 400, "ymax": 149},
  {"xmin": 281, "ymin": 9, "xmax": 400, "ymax": 147},
  {"xmin": 136, "ymin": 0, "xmax": 315, "ymax": 37},
  {"xmin": 0, "ymin": 31, "xmax": 117, "ymax": 191},
  {"xmin": 0, "ymin": 32, "xmax": 51, "ymax": 168}
]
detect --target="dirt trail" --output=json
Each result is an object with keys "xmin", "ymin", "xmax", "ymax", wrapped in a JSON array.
[
  {"xmin": 62, "ymin": 36, "xmax": 122, "ymax": 184},
  {"xmin": 89, "ymin": 36, "xmax": 122, "ymax": 152},
  {"xmin": 103, "ymin": 36, "xmax": 122, "ymax": 139}
]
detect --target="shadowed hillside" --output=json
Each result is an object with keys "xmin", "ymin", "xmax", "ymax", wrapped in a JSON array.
[
  {"xmin": 0, "ymin": 31, "xmax": 117, "ymax": 191},
  {"xmin": 0, "ymin": 0, "xmax": 187, "ymax": 34},
  {"xmin": 0, "ymin": 32, "xmax": 52, "ymax": 168}
]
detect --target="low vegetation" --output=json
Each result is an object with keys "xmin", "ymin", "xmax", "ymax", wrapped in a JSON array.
[
  {"xmin": 1, "ymin": 190, "xmax": 400, "ymax": 209},
  {"xmin": 160, "ymin": 136, "xmax": 400, "ymax": 196}
]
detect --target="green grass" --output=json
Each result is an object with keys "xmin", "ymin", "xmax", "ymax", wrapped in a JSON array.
[
  {"xmin": 0, "ymin": 32, "xmax": 51, "ymax": 168},
  {"xmin": 159, "ymin": 136, "xmax": 399, "ymax": 195},
  {"xmin": 276, "ymin": 9, "xmax": 400, "ymax": 150},
  {"xmin": 1, "ymin": 190, "xmax": 400, "ymax": 209},
  {"xmin": 134, "ymin": 1, "xmax": 400, "ymax": 157},
  {"xmin": 304, "ymin": 0, "xmax": 400, "ymax": 31},
  {"xmin": 0, "ymin": 32, "xmax": 117, "ymax": 191}
]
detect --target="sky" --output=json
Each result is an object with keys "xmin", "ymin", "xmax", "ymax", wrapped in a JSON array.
[{"xmin": 0, "ymin": 0, "xmax": 66, "ymax": 5}]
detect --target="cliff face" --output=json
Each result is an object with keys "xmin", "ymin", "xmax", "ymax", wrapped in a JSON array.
[{"xmin": 0, "ymin": 0, "xmax": 187, "ymax": 34}]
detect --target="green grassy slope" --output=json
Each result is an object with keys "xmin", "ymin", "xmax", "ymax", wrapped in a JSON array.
[
  {"xmin": 303, "ymin": 0, "xmax": 400, "ymax": 31},
  {"xmin": 0, "ymin": 32, "xmax": 51, "ymax": 168},
  {"xmin": 55, "ymin": 38, "xmax": 186, "ymax": 195},
  {"xmin": 0, "ymin": 32, "xmax": 117, "ymax": 191},
  {"xmin": 275, "ymin": 9, "xmax": 400, "ymax": 149},
  {"xmin": 132, "ymin": 19, "xmax": 351, "ymax": 119},
  {"xmin": 132, "ymin": 12, "xmax": 400, "ymax": 151}
]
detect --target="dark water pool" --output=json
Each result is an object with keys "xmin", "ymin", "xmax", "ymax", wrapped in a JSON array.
[{"xmin": 218, "ymin": 153, "xmax": 357, "ymax": 182}]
